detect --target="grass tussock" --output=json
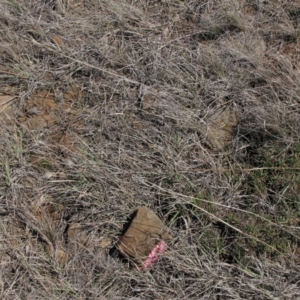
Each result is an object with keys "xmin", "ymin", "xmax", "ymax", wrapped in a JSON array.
[{"xmin": 0, "ymin": 0, "xmax": 300, "ymax": 299}]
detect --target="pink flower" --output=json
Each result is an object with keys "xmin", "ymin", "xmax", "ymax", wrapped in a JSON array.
[{"xmin": 137, "ymin": 240, "xmax": 168, "ymax": 271}]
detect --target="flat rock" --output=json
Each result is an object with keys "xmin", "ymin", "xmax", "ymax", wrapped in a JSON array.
[
  {"xmin": 67, "ymin": 223, "xmax": 89, "ymax": 246},
  {"xmin": 56, "ymin": 248, "xmax": 68, "ymax": 266},
  {"xmin": 118, "ymin": 207, "xmax": 172, "ymax": 264},
  {"xmin": 0, "ymin": 87, "xmax": 15, "ymax": 125},
  {"xmin": 203, "ymin": 107, "xmax": 238, "ymax": 150}
]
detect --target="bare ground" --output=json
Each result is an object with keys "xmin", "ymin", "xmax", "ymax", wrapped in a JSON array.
[{"xmin": 0, "ymin": 0, "xmax": 300, "ymax": 299}]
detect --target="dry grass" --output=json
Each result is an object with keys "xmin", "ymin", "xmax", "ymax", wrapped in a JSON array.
[{"xmin": 0, "ymin": 0, "xmax": 300, "ymax": 299}]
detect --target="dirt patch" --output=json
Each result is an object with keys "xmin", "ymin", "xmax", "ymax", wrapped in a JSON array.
[
  {"xmin": 16, "ymin": 87, "xmax": 84, "ymax": 155},
  {"xmin": 52, "ymin": 35, "xmax": 65, "ymax": 48}
]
